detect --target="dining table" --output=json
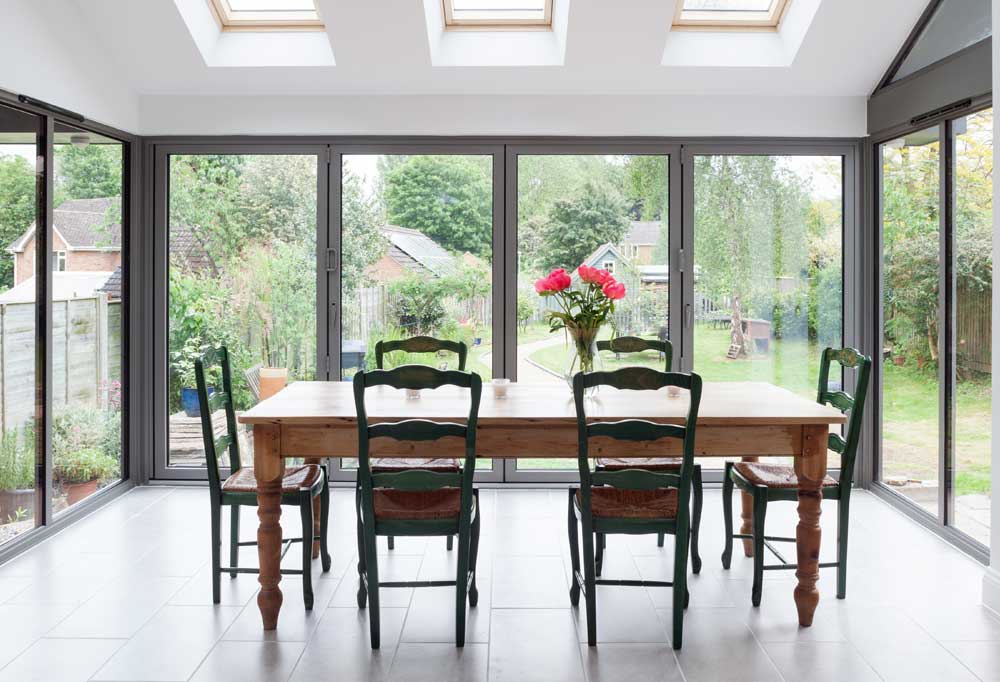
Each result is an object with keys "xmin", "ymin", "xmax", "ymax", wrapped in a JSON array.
[{"xmin": 238, "ymin": 379, "xmax": 846, "ymax": 632}]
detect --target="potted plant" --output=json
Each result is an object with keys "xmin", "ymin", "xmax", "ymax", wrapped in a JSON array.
[
  {"xmin": 54, "ymin": 447, "xmax": 118, "ymax": 506},
  {"xmin": 0, "ymin": 428, "xmax": 35, "ymax": 523},
  {"xmin": 171, "ymin": 337, "xmax": 212, "ymax": 417}
]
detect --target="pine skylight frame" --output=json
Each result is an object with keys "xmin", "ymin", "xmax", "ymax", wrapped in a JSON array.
[
  {"xmin": 442, "ymin": 0, "xmax": 554, "ymax": 30},
  {"xmin": 672, "ymin": 0, "xmax": 791, "ymax": 32},
  {"xmin": 206, "ymin": 0, "xmax": 324, "ymax": 32}
]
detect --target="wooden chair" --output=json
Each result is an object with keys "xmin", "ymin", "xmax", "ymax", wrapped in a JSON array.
[
  {"xmin": 567, "ymin": 367, "xmax": 703, "ymax": 650},
  {"xmin": 195, "ymin": 346, "xmax": 331, "ymax": 609},
  {"xmin": 593, "ymin": 337, "xmax": 703, "ymax": 574},
  {"xmin": 374, "ymin": 336, "xmax": 468, "ymax": 551},
  {"xmin": 721, "ymin": 347, "xmax": 872, "ymax": 605},
  {"xmin": 243, "ymin": 362, "xmax": 263, "ymax": 403},
  {"xmin": 353, "ymin": 365, "xmax": 482, "ymax": 648}
]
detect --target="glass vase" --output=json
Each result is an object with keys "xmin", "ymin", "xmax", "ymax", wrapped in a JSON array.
[{"xmin": 563, "ymin": 323, "xmax": 602, "ymax": 394}]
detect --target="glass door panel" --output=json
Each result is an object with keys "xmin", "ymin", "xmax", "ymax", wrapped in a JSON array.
[
  {"xmin": 692, "ymin": 154, "xmax": 845, "ymax": 470},
  {"xmin": 879, "ymin": 128, "xmax": 941, "ymax": 515},
  {"xmin": 52, "ymin": 124, "xmax": 125, "ymax": 512},
  {"xmin": 952, "ymin": 108, "xmax": 992, "ymax": 544},
  {"xmin": 166, "ymin": 153, "xmax": 319, "ymax": 468},
  {"xmin": 0, "ymin": 103, "xmax": 41, "ymax": 543},
  {"xmin": 339, "ymin": 154, "xmax": 495, "ymax": 471},
  {"xmin": 515, "ymin": 154, "xmax": 671, "ymax": 474}
]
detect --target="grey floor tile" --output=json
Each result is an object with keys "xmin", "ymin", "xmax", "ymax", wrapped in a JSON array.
[
  {"xmin": 664, "ymin": 608, "xmax": 783, "ymax": 682},
  {"xmin": 168, "ymin": 564, "xmax": 261, "ymax": 606},
  {"xmin": 330, "ymin": 554, "xmax": 421, "ymax": 608},
  {"xmin": 763, "ymin": 641, "xmax": 881, "ymax": 682},
  {"xmin": 401, "ymin": 585, "xmax": 491, "ymax": 643},
  {"xmin": 573, "ymin": 586, "xmax": 667, "ymax": 644},
  {"xmin": 223, "ymin": 577, "xmax": 336, "ymax": 642},
  {"xmin": 0, "ymin": 602, "xmax": 80, "ymax": 669},
  {"xmin": 941, "ymin": 641, "xmax": 1000, "ymax": 682},
  {"xmin": 578, "ymin": 643, "xmax": 684, "ymax": 682},
  {"xmin": 0, "ymin": 637, "xmax": 124, "ymax": 682},
  {"xmin": 289, "ymin": 607, "xmax": 406, "ymax": 682},
  {"xmin": 0, "ymin": 576, "xmax": 32, "ymax": 603},
  {"xmin": 92, "ymin": 605, "xmax": 242, "ymax": 681},
  {"xmin": 491, "ymin": 556, "xmax": 568, "ymax": 608},
  {"xmin": 46, "ymin": 576, "xmax": 188, "ymax": 639},
  {"xmin": 388, "ymin": 643, "xmax": 488, "ymax": 682},
  {"xmin": 189, "ymin": 641, "xmax": 305, "ymax": 682},
  {"xmin": 489, "ymin": 609, "xmax": 584, "ymax": 682}
]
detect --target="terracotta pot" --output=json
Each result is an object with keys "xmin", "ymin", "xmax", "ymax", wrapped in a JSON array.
[
  {"xmin": 259, "ymin": 367, "xmax": 288, "ymax": 401},
  {"xmin": 892, "ymin": 356, "xmax": 906, "ymax": 367},
  {"xmin": 0, "ymin": 488, "xmax": 34, "ymax": 522},
  {"xmin": 64, "ymin": 479, "xmax": 99, "ymax": 507}
]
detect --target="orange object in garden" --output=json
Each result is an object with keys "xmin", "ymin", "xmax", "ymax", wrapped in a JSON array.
[{"xmin": 259, "ymin": 367, "xmax": 288, "ymax": 400}]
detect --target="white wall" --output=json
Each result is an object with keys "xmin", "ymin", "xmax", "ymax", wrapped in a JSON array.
[
  {"xmin": 0, "ymin": 0, "xmax": 139, "ymax": 133},
  {"xmin": 138, "ymin": 94, "xmax": 866, "ymax": 137},
  {"xmin": 985, "ymin": 0, "xmax": 1000, "ymax": 617}
]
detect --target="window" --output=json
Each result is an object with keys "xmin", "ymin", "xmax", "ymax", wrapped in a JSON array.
[
  {"xmin": 207, "ymin": 0, "xmax": 323, "ymax": 31},
  {"xmin": 673, "ymin": 0, "xmax": 791, "ymax": 31},
  {"xmin": 602, "ymin": 260, "xmax": 615, "ymax": 274},
  {"xmin": 887, "ymin": 0, "xmax": 991, "ymax": 84},
  {"xmin": 53, "ymin": 251, "xmax": 66, "ymax": 272},
  {"xmin": 442, "ymin": 0, "xmax": 553, "ymax": 29}
]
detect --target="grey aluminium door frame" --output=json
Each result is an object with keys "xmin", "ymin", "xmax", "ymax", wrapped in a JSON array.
[
  {"xmin": 150, "ymin": 143, "xmax": 331, "ymax": 481},
  {"xmin": 326, "ymin": 142, "xmax": 506, "ymax": 483},
  {"xmin": 679, "ymin": 141, "xmax": 862, "ymax": 486},
  {"xmin": 502, "ymin": 141, "xmax": 682, "ymax": 484}
]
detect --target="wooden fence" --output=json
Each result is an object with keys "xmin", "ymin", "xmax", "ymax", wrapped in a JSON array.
[
  {"xmin": 343, "ymin": 285, "xmax": 491, "ymax": 345},
  {"xmin": 1, "ymin": 295, "xmax": 120, "ymax": 432},
  {"xmin": 957, "ymin": 283, "xmax": 991, "ymax": 375}
]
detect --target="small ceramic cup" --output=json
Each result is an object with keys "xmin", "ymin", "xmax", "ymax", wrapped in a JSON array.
[
  {"xmin": 667, "ymin": 385, "xmax": 681, "ymax": 398},
  {"xmin": 492, "ymin": 378, "xmax": 510, "ymax": 399},
  {"xmin": 405, "ymin": 388, "xmax": 421, "ymax": 399}
]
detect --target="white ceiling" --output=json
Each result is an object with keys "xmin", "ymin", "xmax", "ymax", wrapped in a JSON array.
[{"xmin": 75, "ymin": 0, "xmax": 927, "ymax": 98}]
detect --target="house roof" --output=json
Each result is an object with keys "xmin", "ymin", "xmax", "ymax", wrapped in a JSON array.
[
  {"xmin": 98, "ymin": 265, "xmax": 122, "ymax": 300},
  {"xmin": 0, "ymin": 271, "xmax": 115, "ymax": 304},
  {"xmin": 8, "ymin": 197, "xmax": 121, "ymax": 253},
  {"xmin": 625, "ymin": 221, "xmax": 663, "ymax": 246},
  {"xmin": 583, "ymin": 242, "xmax": 628, "ymax": 269},
  {"xmin": 382, "ymin": 225, "xmax": 459, "ymax": 279},
  {"xmin": 169, "ymin": 224, "xmax": 216, "ymax": 274}
]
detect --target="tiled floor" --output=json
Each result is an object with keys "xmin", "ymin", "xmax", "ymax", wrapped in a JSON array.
[{"xmin": 0, "ymin": 485, "xmax": 997, "ymax": 682}]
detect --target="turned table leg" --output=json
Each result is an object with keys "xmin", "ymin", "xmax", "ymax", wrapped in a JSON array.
[
  {"xmin": 794, "ymin": 424, "xmax": 828, "ymax": 627},
  {"xmin": 740, "ymin": 456, "xmax": 759, "ymax": 557},
  {"xmin": 254, "ymin": 424, "xmax": 285, "ymax": 630},
  {"xmin": 305, "ymin": 457, "xmax": 322, "ymax": 559}
]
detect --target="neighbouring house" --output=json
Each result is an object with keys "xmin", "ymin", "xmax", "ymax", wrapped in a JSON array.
[
  {"xmin": 583, "ymin": 242, "xmax": 631, "ymax": 279},
  {"xmin": 0, "ymin": 271, "xmax": 117, "ymax": 304},
  {"xmin": 369, "ymin": 225, "xmax": 461, "ymax": 282},
  {"xmin": 622, "ymin": 221, "xmax": 664, "ymax": 266},
  {"xmin": 7, "ymin": 197, "xmax": 121, "ymax": 285}
]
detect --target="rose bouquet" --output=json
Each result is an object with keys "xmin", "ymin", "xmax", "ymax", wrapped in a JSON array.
[{"xmin": 534, "ymin": 264, "xmax": 626, "ymax": 386}]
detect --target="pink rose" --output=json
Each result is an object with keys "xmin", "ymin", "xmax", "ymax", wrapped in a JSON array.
[
  {"xmin": 548, "ymin": 268, "xmax": 572, "ymax": 291},
  {"xmin": 602, "ymin": 280, "xmax": 626, "ymax": 300},
  {"xmin": 534, "ymin": 276, "xmax": 553, "ymax": 294},
  {"xmin": 594, "ymin": 269, "xmax": 613, "ymax": 285},
  {"xmin": 578, "ymin": 265, "xmax": 613, "ymax": 286}
]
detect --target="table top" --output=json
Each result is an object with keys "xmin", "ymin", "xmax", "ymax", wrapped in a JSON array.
[{"xmin": 238, "ymin": 380, "xmax": 845, "ymax": 427}]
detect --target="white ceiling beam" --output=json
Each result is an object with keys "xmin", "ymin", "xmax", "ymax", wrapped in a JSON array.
[
  {"xmin": 564, "ymin": 0, "xmax": 678, "ymax": 67},
  {"xmin": 318, "ymin": 0, "xmax": 431, "ymax": 70}
]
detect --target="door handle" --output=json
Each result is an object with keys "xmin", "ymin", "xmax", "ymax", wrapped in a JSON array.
[
  {"xmin": 685, "ymin": 303, "xmax": 693, "ymax": 328},
  {"xmin": 325, "ymin": 248, "xmax": 338, "ymax": 272}
]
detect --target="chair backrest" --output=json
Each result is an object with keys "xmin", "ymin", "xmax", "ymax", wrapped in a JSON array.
[
  {"xmin": 573, "ymin": 367, "xmax": 702, "ymax": 525},
  {"xmin": 816, "ymin": 347, "xmax": 872, "ymax": 490},
  {"xmin": 353, "ymin": 366, "xmax": 482, "ymax": 509},
  {"xmin": 244, "ymin": 362, "xmax": 263, "ymax": 403},
  {"xmin": 375, "ymin": 336, "xmax": 468, "ymax": 371},
  {"xmin": 596, "ymin": 336, "xmax": 673, "ymax": 371},
  {"xmin": 194, "ymin": 346, "xmax": 241, "ymax": 498}
]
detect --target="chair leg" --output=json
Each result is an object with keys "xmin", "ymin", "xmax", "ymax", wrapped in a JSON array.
[
  {"xmin": 362, "ymin": 518, "xmax": 381, "ymax": 649},
  {"xmin": 300, "ymin": 495, "xmax": 314, "ymax": 611},
  {"xmin": 468, "ymin": 490, "xmax": 481, "ymax": 607},
  {"xmin": 721, "ymin": 461, "xmax": 734, "ymax": 569},
  {"xmin": 750, "ymin": 489, "xmax": 767, "ymax": 608},
  {"xmin": 595, "ymin": 533, "xmax": 605, "ymax": 577},
  {"xmin": 387, "ymin": 536, "xmax": 395, "ymax": 550},
  {"xmin": 211, "ymin": 502, "xmax": 222, "ymax": 605},
  {"xmin": 581, "ymin": 518, "xmax": 598, "ymax": 647},
  {"xmin": 657, "ymin": 533, "xmax": 665, "ymax": 547},
  {"xmin": 355, "ymin": 493, "xmax": 367, "ymax": 609},
  {"xmin": 672, "ymin": 522, "xmax": 690, "ymax": 650},
  {"xmin": 455, "ymin": 505, "xmax": 472, "ymax": 647},
  {"xmin": 567, "ymin": 490, "xmax": 581, "ymax": 606},
  {"xmin": 691, "ymin": 465, "xmax": 704, "ymax": 574},
  {"xmin": 319, "ymin": 476, "xmax": 332, "ymax": 573},
  {"xmin": 229, "ymin": 505, "xmax": 240, "ymax": 579},
  {"xmin": 447, "ymin": 535, "xmax": 454, "ymax": 551},
  {"xmin": 837, "ymin": 494, "xmax": 850, "ymax": 600}
]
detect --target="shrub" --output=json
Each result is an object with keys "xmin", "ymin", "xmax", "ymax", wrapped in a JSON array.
[
  {"xmin": 387, "ymin": 274, "xmax": 447, "ymax": 333},
  {"xmin": 0, "ymin": 426, "xmax": 36, "ymax": 491},
  {"xmin": 54, "ymin": 447, "xmax": 118, "ymax": 484}
]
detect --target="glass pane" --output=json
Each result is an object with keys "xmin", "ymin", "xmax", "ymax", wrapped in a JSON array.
[
  {"xmin": 682, "ymin": 0, "xmax": 773, "ymax": 11},
  {"xmin": 168, "ymin": 154, "xmax": 318, "ymax": 468},
  {"xmin": 692, "ymin": 155, "xmax": 844, "ymax": 470},
  {"xmin": 50, "ymin": 124, "xmax": 124, "ymax": 512},
  {"xmin": 0, "ymin": 104, "xmax": 40, "ymax": 543},
  {"xmin": 953, "ymin": 108, "xmax": 992, "ymax": 544},
  {"xmin": 451, "ymin": 0, "xmax": 547, "ymax": 21},
  {"xmin": 516, "ymin": 154, "xmax": 670, "ymax": 471},
  {"xmin": 340, "ymin": 154, "xmax": 494, "ymax": 470},
  {"xmin": 890, "ymin": 0, "xmax": 991, "ymax": 83},
  {"xmin": 879, "ymin": 128, "xmax": 940, "ymax": 515},
  {"xmin": 226, "ymin": 0, "xmax": 318, "ymax": 12}
]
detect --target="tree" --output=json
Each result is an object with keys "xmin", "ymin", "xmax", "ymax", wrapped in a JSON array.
[
  {"xmin": 55, "ymin": 144, "xmax": 121, "ymax": 203},
  {"xmin": 623, "ymin": 155, "xmax": 668, "ymax": 220},
  {"xmin": 539, "ymin": 181, "xmax": 630, "ymax": 271},
  {"xmin": 0, "ymin": 155, "xmax": 35, "ymax": 291},
  {"xmin": 169, "ymin": 154, "xmax": 248, "ymax": 266},
  {"xmin": 384, "ymin": 156, "xmax": 492, "ymax": 257},
  {"xmin": 341, "ymin": 169, "xmax": 387, "ymax": 294}
]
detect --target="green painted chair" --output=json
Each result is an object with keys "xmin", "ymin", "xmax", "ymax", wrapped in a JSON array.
[
  {"xmin": 353, "ymin": 365, "xmax": 482, "ymax": 648},
  {"xmin": 567, "ymin": 367, "xmax": 703, "ymax": 650},
  {"xmin": 593, "ymin": 336, "xmax": 703, "ymax": 574},
  {"xmin": 374, "ymin": 336, "xmax": 468, "ymax": 552},
  {"xmin": 721, "ymin": 347, "xmax": 872, "ymax": 606},
  {"xmin": 195, "ymin": 346, "xmax": 331, "ymax": 609}
]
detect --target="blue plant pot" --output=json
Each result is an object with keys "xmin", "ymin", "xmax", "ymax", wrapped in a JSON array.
[{"xmin": 182, "ymin": 387, "xmax": 213, "ymax": 418}]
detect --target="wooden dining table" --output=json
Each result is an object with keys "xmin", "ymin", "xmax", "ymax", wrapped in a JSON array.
[{"xmin": 238, "ymin": 379, "xmax": 846, "ymax": 632}]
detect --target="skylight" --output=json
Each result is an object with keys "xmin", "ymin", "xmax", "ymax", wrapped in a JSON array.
[
  {"xmin": 442, "ymin": 0, "xmax": 553, "ymax": 29},
  {"xmin": 673, "ymin": 0, "xmax": 791, "ymax": 31},
  {"xmin": 207, "ymin": 0, "xmax": 323, "ymax": 31}
]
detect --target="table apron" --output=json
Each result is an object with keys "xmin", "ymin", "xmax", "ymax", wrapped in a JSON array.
[{"xmin": 276, "ymin": 423, "xmax": 804, "ymax": 459}]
